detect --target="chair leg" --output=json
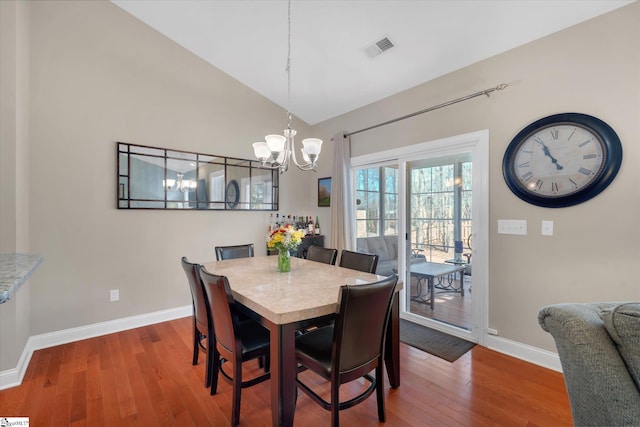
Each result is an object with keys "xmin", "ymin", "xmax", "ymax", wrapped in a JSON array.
[
  {"xmin": 263, "ymin": 355, "xmax": 270, "ymax": 373},
  {"xmin": 231, "ymin": 359, "xmax": 243, "ymax": 427},
  {"xmin": 210, "ymin": 348, "xmax": 221, "ymax": 395},
  {"xmin": 331, "ymin": 381, "xmax": 340, "ymax": 427},
  {"xmin": 376, "ymin": 364, "xmax": 386, "ymax": 422},
  {"xmin": 204, "ymin": 348, "xmax": 213, "ymax": 389},
  {"xmin": 192, "ymin": 324, "xmax": 199, "ymax": 365}
]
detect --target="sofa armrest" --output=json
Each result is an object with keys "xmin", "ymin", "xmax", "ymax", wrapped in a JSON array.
[{"xmin": 538, "ymin": 303, "xmax": 640, "ymax": 426}]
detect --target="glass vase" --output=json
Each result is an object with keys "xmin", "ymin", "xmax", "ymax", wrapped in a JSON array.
[{"xmin": 277, "ymin": 249, "xmax": 291, "ymax": 273}]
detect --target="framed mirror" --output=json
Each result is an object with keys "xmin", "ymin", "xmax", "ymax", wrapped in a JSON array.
[{"xmin": 117, "ymin": 142, "xmax": 279, "ymax": 211}]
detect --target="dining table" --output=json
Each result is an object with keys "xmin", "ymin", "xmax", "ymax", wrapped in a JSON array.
[{"xmin": 202, "ymin": 255, "xmax": 402, "ymax": 427}]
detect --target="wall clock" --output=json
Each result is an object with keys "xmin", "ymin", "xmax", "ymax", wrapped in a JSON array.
[
  {"xmin": 502, "ymin": 113, "xmax": 622, "ymax": 208},
  {"xmin": 225, "ymin": 179, "xmax": 240, "ymax": 209}
]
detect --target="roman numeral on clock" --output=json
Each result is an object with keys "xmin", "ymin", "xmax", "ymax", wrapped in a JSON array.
[{"xmin": 578, "ymin": 167, "xmax": 592, "ymax": 175}]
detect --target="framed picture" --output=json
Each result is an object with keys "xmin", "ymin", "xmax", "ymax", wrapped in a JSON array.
[{"xmin": 318, "ymin": 177, "xmax": 331, "ymax": 207}]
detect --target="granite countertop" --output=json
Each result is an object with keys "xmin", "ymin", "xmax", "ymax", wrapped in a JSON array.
[{"xmin": 0, "ymin": 253, "xmax": 43, "ymax": 304}]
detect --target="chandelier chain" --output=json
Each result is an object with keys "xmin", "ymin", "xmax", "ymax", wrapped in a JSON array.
[{"xmin": 286, "ymin": 0, "xmax": 291, "ymax": 125}]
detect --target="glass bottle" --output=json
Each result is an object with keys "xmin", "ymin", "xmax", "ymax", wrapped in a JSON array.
[{"xmin": 307, "ymin": 215, "xmax": 314, "ymax": 235}]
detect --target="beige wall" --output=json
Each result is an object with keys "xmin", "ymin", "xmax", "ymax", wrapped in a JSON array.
[
  {"xmin": 21, "ymin": 0, "xmax": 314, "ymax": 340},
  {"xmin": 0, "ymin": 0, "xmax": 32, "ymax": 372},
  {"xmin": 312, "ymin": 2, "xmax": 640, "ymax": 351}
]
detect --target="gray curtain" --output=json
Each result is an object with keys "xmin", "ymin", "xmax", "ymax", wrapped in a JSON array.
[{"xmin": 329, "ymin": 132, "xmax": 354, "ymax": 254}]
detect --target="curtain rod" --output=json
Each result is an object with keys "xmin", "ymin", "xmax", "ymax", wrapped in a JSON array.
[{"xmin": 344, "ymin": 83, "xmax": 508, "ymax": 138}]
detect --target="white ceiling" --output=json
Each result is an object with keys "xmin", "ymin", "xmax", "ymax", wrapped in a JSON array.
[{"xmin": 111, "ymin": 0, "xmax": 634, "ymax": 125}]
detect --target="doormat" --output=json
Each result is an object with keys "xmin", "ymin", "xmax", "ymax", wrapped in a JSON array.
[{"xmin": 400, "ymin": 319, "xmax": 475, "ymax": 362}]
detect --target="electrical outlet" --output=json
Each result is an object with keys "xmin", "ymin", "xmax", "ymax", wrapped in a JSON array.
[
  {"xmin": 541, "ymin": 220, "xmax": 554, "ymax": 236},
  {"xmin": 110, "ymin": 289, "xmax": 119, "ymax": 302},
  {"xmin": 488, "ymin": 328, "xmax": 498, "ymax": 336}
]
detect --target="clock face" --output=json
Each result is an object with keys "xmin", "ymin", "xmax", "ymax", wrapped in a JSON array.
[{"xmin": 503, "ymin": 113, "xmax": 622, "ymax": 208}]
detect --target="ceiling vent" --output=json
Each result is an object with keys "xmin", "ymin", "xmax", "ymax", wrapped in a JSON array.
[{"xmin": 363, "ymin": 36, "xmax": 396, "ymax": 59}]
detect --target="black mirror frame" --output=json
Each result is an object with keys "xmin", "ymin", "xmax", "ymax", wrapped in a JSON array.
[{"xmin": 117, "ymin": 142, "xmax": 279, "ymax": 211}]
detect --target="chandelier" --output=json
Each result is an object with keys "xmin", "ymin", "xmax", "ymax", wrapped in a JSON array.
[
  {"xmin": 252, "ymin": 0, "xmax": 322, "ymax": 174},
  {"xmin": 164, "ymin": 173, "xmax": 197, "ymax": 193}
]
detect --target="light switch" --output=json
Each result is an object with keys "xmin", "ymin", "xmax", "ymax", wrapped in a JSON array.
[
  {"xmin": 541, "ymin": 220, "xmax": 554, "ymax": 236},
  {"xmin": 497, "ymin": 219, "xmax": 527, "ymax": 235}
]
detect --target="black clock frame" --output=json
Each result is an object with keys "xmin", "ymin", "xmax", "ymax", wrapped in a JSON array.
[
  {"xmin": 225, "ymin": 179, "xmax": 240, "ymax": 209},
  {"xmin": 502, "ymin": 113, "xmax": 622, "ymax": 208}
]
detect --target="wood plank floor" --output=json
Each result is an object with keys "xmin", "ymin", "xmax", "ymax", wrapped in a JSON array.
[{"xmin": 0, "ymin": 316, "xmax": 572, "ymax": 426}]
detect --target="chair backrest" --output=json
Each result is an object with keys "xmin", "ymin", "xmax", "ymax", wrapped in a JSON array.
[
  {"xmin": 306, "ymin": 245, "xmax": 338, "ymax": 265},
  {"xmin": 199, "ymin": 267, "xmax": 240, "ymax": 355},
  {"xmin": 181, "ymin": 257, "xmax": 211, "ymax": 332},
  {"xmin": 339, "ymin": 250, "xmax": 379, "ymax": 274},
  {"xmin": 215, "ymin": 244, "xmax": 255, "ymax": 261},
  {"xmin": 333, "ymin": 275, "xmax": 398, "ymax": 376}
]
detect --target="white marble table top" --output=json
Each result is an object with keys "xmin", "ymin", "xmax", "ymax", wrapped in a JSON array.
[
  {"xmin": 202, "ymin": 255, "xmax": 401, "ymax": 325},
  {"xmin": 0, "ymin": 253, "xmax": 43, "ymax": 304}
]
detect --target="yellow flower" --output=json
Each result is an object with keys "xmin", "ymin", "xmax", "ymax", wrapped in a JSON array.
[{"xmin": 267, "ymin": 225, "xmax": 304, "ymax": 250}]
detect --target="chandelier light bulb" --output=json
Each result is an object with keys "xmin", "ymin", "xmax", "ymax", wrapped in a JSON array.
[
  {"xmin": 164, "ymin": 172, "xmax": 197, "ymax": 192},
  {"xmin": 253, "ymin": 142, "xmax": 271, "ymax": 161},
  {"xmin": 302, "ymin": 138, "xmax": 322, "ymax": 156},
  {"xmin": 265, "ymin": 134, "xmax": 286, "ymax": 153}
]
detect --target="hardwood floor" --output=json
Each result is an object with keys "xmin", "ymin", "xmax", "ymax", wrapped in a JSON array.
[{"xmin": 0, "ymin": 316, "xmax": 572, "ymax": 426}]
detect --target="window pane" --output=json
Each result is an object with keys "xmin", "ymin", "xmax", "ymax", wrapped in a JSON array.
[
  {"xmin": 356, "ymin": 190, "xmax": 367, "ymax": 211},
  {"xmin": 384, "ymin": 219, "xmax": 397, "ymax": 236},
  {"xmin": 384, "ymin": 194, "xmax": 397, "ymax": 218},
  {"xmin": 367, "ymin": 192, "xmax": 380, "ymax": 219},
  {"xmin": 384, "ymin": 167, "xmax": 397, "ymax": 192},
  {"xmin": 367, "ymin": 169, "xmax": 380, "ymax": 191},
  {"xmin": 462, "ymin": 162, "xmax": 472, "ymax": 190},
  {"xmin": 356, "ymin": 170, "xmax": 366, "ymax": 190},
  {"xmin": 461, "ymin": 191, "xmax": 472, "ymax": 220}
]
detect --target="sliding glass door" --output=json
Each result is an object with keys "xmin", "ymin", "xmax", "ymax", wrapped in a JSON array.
[
  {"xmin": 407, "ymin": 153, "xmax": 473, "ymax": 330},
  {"xmin": 350, "ymin": 131, "xmax": 488, "ymax": 344}
]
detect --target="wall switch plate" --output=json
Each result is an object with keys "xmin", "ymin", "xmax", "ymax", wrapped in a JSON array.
[
  {"xmin": 110, "ymin": 289, "xmax": 119, "ymax": 302},
  {"xmin": 541, "ymin": 220, "xmax": 554, "ymax": 236},
  {"xmin": 497, "ymin": 219, "xmax": 527, "ymax": 235}
]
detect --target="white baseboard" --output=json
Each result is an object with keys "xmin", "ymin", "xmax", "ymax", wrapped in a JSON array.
[
  {"xmin": 485, "ymin": 334, "xmax": 562, "ymax": 372},
  {"xmin": 0, "ymin": 305, "xmax": 192, "ymax": 390}
]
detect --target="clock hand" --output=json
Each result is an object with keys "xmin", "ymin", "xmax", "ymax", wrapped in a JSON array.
[{"xmin": 535, "ymin": 139, "xmax": 563, "ymax": 170}]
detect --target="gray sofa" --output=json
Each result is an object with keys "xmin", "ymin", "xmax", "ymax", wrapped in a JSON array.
[
  {"xmin": 356, "ymin": 235, "xmax": 425, "ymax": 276},
  {"xmin": 538, "ymin": 302, "xmax": 640, "ymax": 426}
]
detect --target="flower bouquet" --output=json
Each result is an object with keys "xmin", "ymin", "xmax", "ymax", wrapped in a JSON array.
[{"xmin": 266, "ymin": 226, "xmax": 305, "ymax": 272}]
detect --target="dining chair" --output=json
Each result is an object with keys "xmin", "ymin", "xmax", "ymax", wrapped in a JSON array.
[
  {"xmin": 215, "ymin": 243, "xmax": 255, "ymax": 261},
  {"xmin": 338, "ymin": 250, "xmax": 379, "ymax": 274},
  {"xmin": 306, "ymin": 245, "xmax": 338, "ymax": 265},
  {"xmin": 180, "ymin": 257, "xmax": 215, "ymax": 389},
  {"xmin": 199, "ymin": 266, "xmax": 271, "ymax": 427},
  {"xmin": 294, "ymin": 274, "xmax": 398, "ymax": 427}
]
